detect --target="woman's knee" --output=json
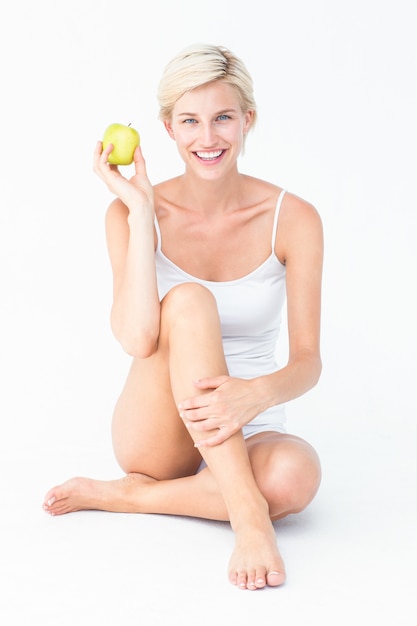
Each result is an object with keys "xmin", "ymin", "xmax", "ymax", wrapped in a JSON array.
[
  {"xmin": 287, "ymin": 442, "xmax": 321, "ymax": 512},
  {"xmin": 161, "ymin": 283, "xmax": 220, "ymax": 330},
  {"xmin": 162, "ymin": 282, "xmax": 217, "ymax": 313},
  {"xmin": 253, "ymin": 435, "xmax": 322, "ymax": 515}
]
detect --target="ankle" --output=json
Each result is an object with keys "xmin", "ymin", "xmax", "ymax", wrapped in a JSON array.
[{"xmin": 229, "ymin": 494, "xmax": 270, "ymax": 533}]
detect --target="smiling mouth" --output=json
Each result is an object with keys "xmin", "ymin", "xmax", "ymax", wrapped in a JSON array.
[{"xmin": 194, "ymin": 150, "xmax": 224, "ymax": 161}]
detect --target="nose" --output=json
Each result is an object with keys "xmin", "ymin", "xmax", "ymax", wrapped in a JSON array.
[{"xmin": 199, "ymin": 122, "xmax": 218, "ymax": 148}]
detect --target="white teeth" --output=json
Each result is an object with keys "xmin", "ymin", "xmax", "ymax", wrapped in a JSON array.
[{"xmin": 196, "ymin": 150, "xmax": 223, "ymax": 160}]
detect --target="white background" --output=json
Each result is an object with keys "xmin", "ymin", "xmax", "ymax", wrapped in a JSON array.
[{"xmin": 1, "ymin": 1, "xmax": 416, "ymax": 624}]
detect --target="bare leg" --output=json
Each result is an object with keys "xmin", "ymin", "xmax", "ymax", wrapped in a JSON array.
[
  {"xmin": 43, "ymin": 284, "xmax": 321, "ymax": 589},
  {"xmin": 159, "ymin": 284, "xmax": 286, "ymax": 588},
  {"xmin": 43, "ymin": 433, "xmax": 319, "ymax": 519}
]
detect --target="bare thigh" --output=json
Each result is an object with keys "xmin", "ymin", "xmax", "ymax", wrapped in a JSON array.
[
  {"xmin": 112, "ymin": 283, "xmax": 231, "ymax": 480},
  {"xmin": 112, "ymin": 349, "xmax": 202, "ymax": 479}
]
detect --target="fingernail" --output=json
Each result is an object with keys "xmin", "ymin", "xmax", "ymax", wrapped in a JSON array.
[{"xmin": 47, "ymin": 497, "xmax": 56, "ymax": 506}]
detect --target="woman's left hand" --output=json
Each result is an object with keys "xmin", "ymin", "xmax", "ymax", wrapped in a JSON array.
[{"xmin": 178, "ymin": 376, "xmax": 266, "ymax": 447}]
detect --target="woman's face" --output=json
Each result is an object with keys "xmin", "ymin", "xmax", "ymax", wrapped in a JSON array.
[{"xmin": 164, "ymin": 81, "xmax": 253, "ymax": 179}]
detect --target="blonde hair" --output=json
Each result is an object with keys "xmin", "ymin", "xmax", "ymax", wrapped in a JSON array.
[{"xmin": 157, "ymin": 44, "xmax": 257, "ymax": 128}]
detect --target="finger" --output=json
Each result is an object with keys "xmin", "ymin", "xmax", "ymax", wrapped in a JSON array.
[
  {"xmin": 94, "ymin": 140, "xmax": 115, "ymax": 172},
  {"xmin": 132, "ymin": 144, "xmax": 150, "ymax": 178},
  {"xmin": 179, "ymin": 408, "xmax": 209, "ymax": 424},
  {"xmin": 93, "ymin": 140, "xmax": 103, "ymax": 171},
  {"xmin": 93, "ymin": 141, "xmax": 119, "ymax": 181},
  {"xmin": 193, "ymin": 376, "xmax": 228, "ymax": 390},
  {"xmin": 185, "ymin": 416, "xmax": 218, "ymax": 431},
  {"xmin": 101, "ymin": 141, "xmax": 115, "ymax": 164},
  {"xmin": 94, "ymin": 140, "xmax": 103, "ymax": 158},
  {"xmin": 180, "ymin": 401, "xmax": 220, "ymax": 424},
  {"xmin": 194, "ymin": 428, "xmax": 231, "ymax": 448},
  {"xmin": 178, "ymin": 396, "xmax": 210, "ymax": 413}
]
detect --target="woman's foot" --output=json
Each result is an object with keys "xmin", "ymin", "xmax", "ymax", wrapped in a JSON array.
[
  {"xmin": 43, "ymin": 474, "xmax": 286, "ymax": 590},
  {"xmin": 228, "ymin": 519, "xmax": 286, "ymax": 590},
  {"xmin": 42, "ymin": 473, "xmax": 155, "ymax": 516}
]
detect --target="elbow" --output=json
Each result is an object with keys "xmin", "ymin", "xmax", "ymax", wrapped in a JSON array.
[
  {"xmin": 118, "ymin": 332, "xmax": 159, "ymax": 358},
  {"xmin": 308, "ymin": 351, "xmax": 322, "ymax": 389},
  {"xmin": 110, "ymin": 314, "xmax": 159, "ymax": 359},
  {"xmin": 313, "ymin": 356, "xmax": 322, "ymax": 387},
  {"xmin": 291, "ymin": 348, "xmax": 322, "ymax": 390}
]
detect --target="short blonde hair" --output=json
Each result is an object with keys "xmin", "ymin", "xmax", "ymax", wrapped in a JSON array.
[{"xmin": 157, "ymin": 43, "xmax": 257, "ymax": 128}]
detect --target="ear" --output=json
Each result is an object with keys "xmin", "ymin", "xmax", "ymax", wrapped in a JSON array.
[
  {"xmin": 164, "ymin": 120, "xmax": 176, "ymax": 140},
  {"xmin": 243, "ymin": 110, "xmax": 254, "ymax": 134}
]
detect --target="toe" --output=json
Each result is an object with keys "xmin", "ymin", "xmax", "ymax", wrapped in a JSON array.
[
  {"xmin": 228, "ymin": 568, "xmax": 238, "ymax": 586},
  {"xmin": 42, "ymin": 486, "xmax": 71, "ymax": 516},
  {"xmin": 246, "ymin": 569, "xmax": 258, "ymax": 590},
  {"xmin": 236, "ymin": 570, "xmax": 248, "ymax": 590},
  {"xmin": 43, "ymin": 489, "xmax": 56, "ymax": 508},
  {"xmin": 255, "ymin": 566, "xmax": 267, "ymax": 588},
  {"xmin": 267, "ymin": 570, "xmax": 286, "ymax": 587}
]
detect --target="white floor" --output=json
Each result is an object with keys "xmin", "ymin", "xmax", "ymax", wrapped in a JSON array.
[{"xmin": 2, "ymin": 415, "xmax": 416, "ymax": 626}]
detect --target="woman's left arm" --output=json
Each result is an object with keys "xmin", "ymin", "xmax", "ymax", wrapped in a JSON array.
[
  {"xmin": 258, "ymin": 193, "xmax": 324, "ymax": 405},
  {"xmin": 179, "ymin": 194, "xmax": 324, "ymax": 445}
]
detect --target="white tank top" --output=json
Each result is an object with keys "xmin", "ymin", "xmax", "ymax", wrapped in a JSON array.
[{"xmin": 154, "ymin": 189, "xmax": 287, "ymax": 380}]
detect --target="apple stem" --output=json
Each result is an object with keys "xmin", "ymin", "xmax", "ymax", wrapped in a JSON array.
[{"xmin": 128, "ymin": 123, "xmax": 131, "ymax": 127}]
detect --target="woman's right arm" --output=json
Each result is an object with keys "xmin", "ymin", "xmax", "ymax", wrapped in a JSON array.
[{"xmin": 94, "ymin": 142, "xmax": 161, "ymax": 357}]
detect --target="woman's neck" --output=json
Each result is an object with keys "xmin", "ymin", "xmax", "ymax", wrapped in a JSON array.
[{"xmin": 178, "ymin": 169, "xmax": 246, "ymax": 216}]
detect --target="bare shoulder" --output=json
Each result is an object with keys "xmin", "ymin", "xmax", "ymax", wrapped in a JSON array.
[
  {"xmin": 239, "ymin": 174, "xmax": 281, "ymax": 204},
  {"xmin": 280, "ymin": 191, "xmax": 322, "ymax": 236},
  {"xmin": 153, "ymin": 177, "xmax": 178, "ymax": 194},
  {"xmin": 277, "ymin": 191, "xmax": 323, "ymax": 263},
  {"xmin": 281, "ymin": 191, "xmax": 321, "ymax": 224}
]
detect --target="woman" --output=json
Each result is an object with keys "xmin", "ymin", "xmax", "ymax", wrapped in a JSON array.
[{"xmin": 43, "ymin": 44, "xmax": 323, "ymax": 591}]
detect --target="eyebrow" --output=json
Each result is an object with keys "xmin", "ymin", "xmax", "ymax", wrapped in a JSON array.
[{"xmin": 176, "ymin": 108, "xmax": 238, "ymax": 117}]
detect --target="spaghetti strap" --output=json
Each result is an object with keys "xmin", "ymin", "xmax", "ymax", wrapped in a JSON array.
[
  {"xmin": 154, "ymin": 215, "xmax": 162, "ymax": 251},
  {"xmin": 271, "ymin": 189, "xmax": 286, "ymax": 251}
]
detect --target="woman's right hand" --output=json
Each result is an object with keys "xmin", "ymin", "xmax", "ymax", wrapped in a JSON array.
[{"xmin": 93, "ymin": 141, "xmax": 154, "ymax": 212}]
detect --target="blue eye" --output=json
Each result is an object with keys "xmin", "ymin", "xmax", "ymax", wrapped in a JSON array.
[
  {"xmin": 183, "ymin": 118, "xmax": 197, "ymax": 124},
  {"xmin": 217, "ymin": 114, "xmax": 230, "ymax": 121}
]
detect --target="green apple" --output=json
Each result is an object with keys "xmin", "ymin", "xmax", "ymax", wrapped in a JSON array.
[{"xmin": 102, "ymin": 123, "xmax": 140, "ymax": 165}]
